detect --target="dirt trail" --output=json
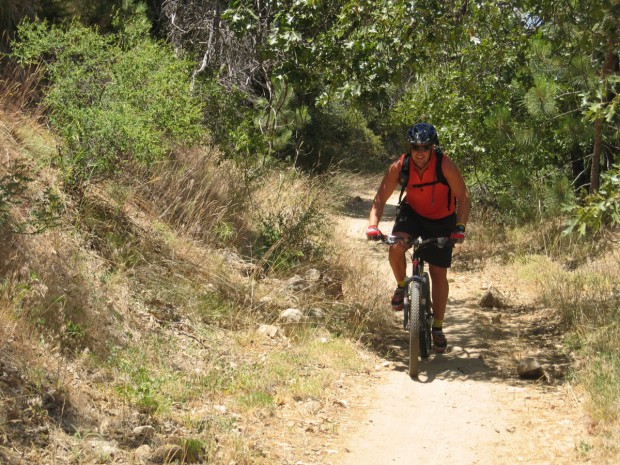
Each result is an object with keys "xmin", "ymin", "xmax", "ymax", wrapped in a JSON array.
[{"xmin": 329, "ymin": 186, "xmax": 590, "ymax": 465}]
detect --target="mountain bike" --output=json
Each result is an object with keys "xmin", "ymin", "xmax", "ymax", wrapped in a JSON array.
[{"xmin": 381, "ymin": 235, "xmax": 454, "ymax": 378}]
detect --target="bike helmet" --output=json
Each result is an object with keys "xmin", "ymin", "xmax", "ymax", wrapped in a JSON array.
[{"xmin": 406, "ymin": 122, "xmax": 439, "ymax": 146}]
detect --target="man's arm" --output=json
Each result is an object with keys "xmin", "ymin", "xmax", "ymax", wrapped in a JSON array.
[
  {"xmin": 369, "ymin": 159, "xmax": 401, "ymax": 226},
  {"xmin": 442, "ymin": 156, "xmax": 470, "ymax": 227}
]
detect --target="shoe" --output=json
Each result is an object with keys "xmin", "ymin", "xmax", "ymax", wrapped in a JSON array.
[
  {"xmin": 432, "ymin": 329, "xmax": 447, "ymax": 353},
  {"xmin": 391, "ymin": 287, "xmax": 405, "ymax": 311}
]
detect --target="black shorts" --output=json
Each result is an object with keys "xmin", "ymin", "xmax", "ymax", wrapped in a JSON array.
[{"xmin": 392, "ymin": 202, "xmax": 456, "ymax": 268}]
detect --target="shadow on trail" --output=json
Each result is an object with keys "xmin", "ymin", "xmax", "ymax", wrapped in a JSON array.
[
  {"xmin": 365, "ymin": 295, "xmax": 512, "ymax": 384},
  {"xmin": 364, "ymin": 293, "xmax": 573, "ymax": 388},
  {"xmin": 373, "ymin": 327, "xmax": 496, "ymax": 383}
]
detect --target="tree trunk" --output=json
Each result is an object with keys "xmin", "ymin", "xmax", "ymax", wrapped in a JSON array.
[{"xmin": 591, "ymin": 118, "xmax": 602, "ymax": 193}]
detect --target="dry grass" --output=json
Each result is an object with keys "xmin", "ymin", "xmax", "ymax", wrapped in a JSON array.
[
  {"xmin": 542, "ymin": 246, "xmax": 620, "ymax": 454},
  {"xmin": 467, "ymin": 215, "xmax": 620, "ymax": 463},
  {"xmin": 0, "ymin": 98, "xmax": 377, "ymax": 464},
  {"xmin": 137, "ymin": 146, "xmax": 246, "ymax": 247},
  {"xmin": 323, "ymin": 238, "xmax": 396, "ymax": 342},
  {"xmin": 0, "ymin": 60, "xmax": 43, "ymax": 114}
]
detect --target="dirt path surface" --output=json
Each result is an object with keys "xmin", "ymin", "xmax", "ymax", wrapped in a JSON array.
[{"xmin": 325, "ymin": 184, "xmax": 591, "ymax": 465}]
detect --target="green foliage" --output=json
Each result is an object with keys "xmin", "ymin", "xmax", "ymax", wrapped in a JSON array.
[
  {"xmin": 301, "ymin": 102, "xmax": 387, "ymax": 171},
  {"xmin": 61, "ymin": 320, "xmax": 86, "ymax": 351},
  {"xmin": 111, "ymin": 348, "xmax": 165, "ymax": 414},
  {"xmin": 248, "ymin": 169, "xmax": 330, "ymax": 272},
  {"xmin": 12, "ymin": 3, "xmax": 204, "ymax": 188},
  {"xmin": 197, "ymin": 291, "xmax": 237, "ymax": 325},
  {"xmin": 181, "ymin": 438, "xmax": 207, "ymax": 463},
  {"xmin": 239, "ymin": 391, "xmax": 274, "ymax": 408},
  {"xmin": 523, "ymin": 75, "xmax": 560, "ymax": 119},
  {"xmin": 581, "ymin": 355, "xmax": 620, "ymax": 422},
  {"xmin": 564, "ymin": 167, "xmax": 620, "ymax": 237},
  {"xmin": 255, "ymin": 79, "xmax": 311, "ymax": 161},
  {"xmin": 196, "ymin": 79, "xmax": 261, "ymax": 159},
  {"xmin": 116, "ymin": 365, "xmax": 161, "ymax": 414},
  {"xmin": 471, "ymin": 166, "xmax": 575, "ymax": 225}
]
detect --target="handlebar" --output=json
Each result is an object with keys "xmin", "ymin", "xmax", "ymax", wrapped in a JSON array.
[{"xmin": 379, "ymin": 235, "xmax": 454, "ymax": 249}]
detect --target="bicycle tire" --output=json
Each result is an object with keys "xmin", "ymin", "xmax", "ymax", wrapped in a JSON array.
[
  {"xmin": 408, "ymin": 282, "xmax": 421, "ymax": 378},
  {"xmin": 419, "ymin": 273, "xmax": 432, "ymax": 358}
]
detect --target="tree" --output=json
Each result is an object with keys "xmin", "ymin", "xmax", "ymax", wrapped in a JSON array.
[
  {"xmin": 12, "ymin": 2, "xmax": 205, "ymax": 188},
  {"xmin": 522, "ymin": 0, "xmax": 620, "ymax": 193}
]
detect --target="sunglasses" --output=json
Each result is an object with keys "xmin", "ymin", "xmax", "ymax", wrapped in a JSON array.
[{"xmin": 410, "ymin": 144, "xmax": 432, "ymax": 152}]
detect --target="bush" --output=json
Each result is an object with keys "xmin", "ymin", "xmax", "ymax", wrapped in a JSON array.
[
  {"xmin": 196, "ymin": 78, "xmax": 264, "ymax": 160},
  {"xmin": 564, "ymin": 167, "xmax": 620, "ymax": 237},
  {"xmin": 470, "ymin": 166, "xmax": 575, "ymax": 226},
  {"xmin": 11, "ymin": 5, "xmax": 205, "ymax": 188},
  {"xmin": 251, "ymin": 168, "xmax": 329, "ymax": 272},
  {"xmin": 300, "ymin": 102, "xmax": 388, "ymax": 172}
]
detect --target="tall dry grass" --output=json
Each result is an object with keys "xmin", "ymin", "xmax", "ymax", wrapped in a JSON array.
[
  {"xmin": 136, "ymin": 146, "xmax": 247, "ymax": 247},
  {"xmin": 0, "ymin": 60, "xmax": 43, "ymax": 113},
  {"xmin": 1, "ymin": 116, "xmax": 375, "ymax": 463},
  {"xmin": 542, "ymin": 249, "xmax": 620, "ymax": 392}
]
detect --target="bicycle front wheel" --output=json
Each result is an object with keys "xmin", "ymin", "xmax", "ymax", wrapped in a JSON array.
[
  {"xmin": 408, "ymin": 282, "xmax": 421, "ymax": 378},
  {"xmin": 419, "ymin": 272, "xmax": 432, "ymax": 358}
]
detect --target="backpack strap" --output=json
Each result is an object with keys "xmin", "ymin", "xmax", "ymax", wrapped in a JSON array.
[
  {"xmin": 398, "ymin": 152, "xmax": 410, "ymax": 205},
  {"xmin": 434, "ymin": 148, "xmax": 448, "ymax": 186},
  {"xmin": 434, "ymin": 148, "xmax": 452, "ymax": 209}
]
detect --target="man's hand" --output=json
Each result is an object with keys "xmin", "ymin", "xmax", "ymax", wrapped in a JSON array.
[
  {"xmin": 450, "ymin": 224, "xmax": 466, "ymax": 243},
  {"xmin": 366, "ymin": 225, "xmax": 383, "ymax": 241}
]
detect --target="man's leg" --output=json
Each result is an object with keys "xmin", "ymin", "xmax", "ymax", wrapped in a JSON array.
[
  {"xmin": 388, "ymin": 232, "xmax": 410, "ymax": 310},
  {"xmin": 428, "ymin": 264, "xmax": 449, "ymax": 321},
  {"xmin": 429, "ymin": 263, "xmax": 449, "ymax": 353},
  {"xmin": 388, "ymin": 232, "xmax": 411, "ymax": 283}
]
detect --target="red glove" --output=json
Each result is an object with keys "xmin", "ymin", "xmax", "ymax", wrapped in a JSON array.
[
  {"xmin": 450, "ymin": 224, "xmax": 466, "ymax": 243},
  {"xmin": 366, "ymin": 225, "xmax": 383, "ymax": 241}
]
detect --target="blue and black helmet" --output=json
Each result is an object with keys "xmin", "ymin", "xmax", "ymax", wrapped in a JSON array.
[{"xmin": 406, "ymin": 122, "xmax": 439, "ymax": 146}]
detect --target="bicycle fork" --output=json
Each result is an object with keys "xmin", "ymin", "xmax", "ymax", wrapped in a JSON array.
[{"xmin": 420, "ymin": 274, "xmax": 431, "ymax": 322}]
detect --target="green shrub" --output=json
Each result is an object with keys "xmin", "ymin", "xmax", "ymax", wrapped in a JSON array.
[
  {"xmin": 471, "ymin": 166, "xmax": 575, "ymax": 226},
  {"xmin": 252, "ymin": 170, "xmax": 328, "ymax": 272},
  {"xmin": 11, "ymin": 4, "xmax": 205, "ymax": 188},
  {"xmin": 300, "ymin": 102, "xmax": 387, "ymax": 172},
  {"xmin": 564, "ymin": 167, "xmax": 620, "ymax": 237},
  {"xmin": 256, "ymin": 202, "xmax": 325, "ymax": 272},
  {"xmin": 196, "ymin": 78, "xmax": 264, "ymax": 160},
  {"xmin": 198, "ymin": 77, "xmax": 311, "ymax": 166}
]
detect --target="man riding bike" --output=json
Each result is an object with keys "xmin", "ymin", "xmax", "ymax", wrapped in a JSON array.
[{"xmin": 366, "ymin": 122, "xmax": 470, "ymax": 353}]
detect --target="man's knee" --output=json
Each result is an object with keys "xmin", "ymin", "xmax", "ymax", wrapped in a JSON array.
[{"xmin": 429, "ymin": 265, "xmax": 448, "ymax": 281}]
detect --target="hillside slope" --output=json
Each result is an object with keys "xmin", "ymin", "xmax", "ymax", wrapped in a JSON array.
[
  {"xmin": 1, "ymin": 111, "xmax": 616, "ymax": 465},
  {"xmin": 0, "ymin": 110, "xmax": 379, "ymax": 464}
]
